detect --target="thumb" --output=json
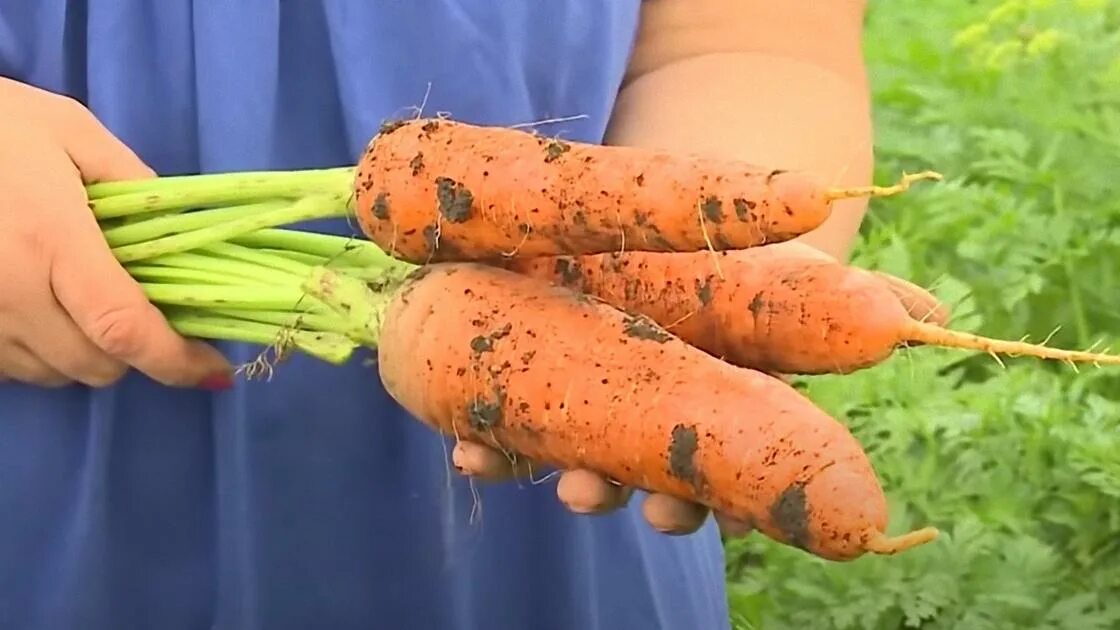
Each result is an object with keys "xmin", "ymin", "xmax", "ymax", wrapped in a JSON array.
[
  {"xmin": 46, "ymin": 99, "xmax": 230, "ymax": 386},
  {"xmin": 54, "ymin": 98, "xmax": 155, "ymax": 183},
  {"xmin": 872, "ymin": 271, "xmax": 952, "ymax": 328},
  {"xmin": 49, "ymin": 211, "xmax": 233, "ymax": 388}
]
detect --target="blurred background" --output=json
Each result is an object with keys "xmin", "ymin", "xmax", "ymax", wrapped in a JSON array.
[{"xmin": 724, "ymin": 1, "xmax": 1120, "ymax": 627}]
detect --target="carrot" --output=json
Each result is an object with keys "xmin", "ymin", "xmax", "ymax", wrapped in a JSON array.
[
  {"xmin": 368, "ymin": 261, "xmax": 938, "ymax": 561},
  {"xmin": 352, "ymin": 117, "xmax": 941, "ymax": 263},
  {"xmin": 503, "ymin": 246, "xmax": 1120, "ymax": 375}
]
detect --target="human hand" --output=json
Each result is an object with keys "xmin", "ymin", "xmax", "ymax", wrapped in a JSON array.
[
  {"xmin": 450, "ymin": 441, "xmax": 747, "ymax": 535},
  {"xmin": 0, "ymin": 77, "xmax": 232, "ymax": 388},
  {"xmin": 758, "ymin": 240, "xmax": 953, "ymax": 328}
]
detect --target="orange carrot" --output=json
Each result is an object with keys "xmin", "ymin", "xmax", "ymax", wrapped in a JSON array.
[
  {"xmin": 353, "ymin": 117, "xmax": 940, "ymax": 263},
  {"xmin": 504, "ymin": 246, "xmax": 1120, "ymax": 375},
  {"xmin": 374, "ymin": 262, "xmax": 938, "ymax": 561}
]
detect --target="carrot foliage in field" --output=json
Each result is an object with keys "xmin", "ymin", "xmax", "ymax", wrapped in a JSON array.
[{"xmin": 724, "ymin": 0, "xmax": 1120, "ymax": 627}]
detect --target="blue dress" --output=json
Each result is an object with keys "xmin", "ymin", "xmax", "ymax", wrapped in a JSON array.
[{"xmin": 0, "ymin": 3, "xmax": 730, "ymax": 629}]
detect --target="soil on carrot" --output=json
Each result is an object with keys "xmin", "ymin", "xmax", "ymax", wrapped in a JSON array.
[
  {"xmin": 668, "ymin": 423, "xmax": 701, "ymax": 484},
  {"xmin": 622, "ymin": 314, "xmax": 673, "ymax": 343},
  {"xmin": 372, "ymin": 192, "xmax": 390, "ymax": 220},
  {"xmin": 770, "ymin": 483, "xmax": 811, "ymax": 551}
]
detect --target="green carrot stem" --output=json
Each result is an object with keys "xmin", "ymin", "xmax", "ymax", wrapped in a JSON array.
[
  {"xmin": 101, "ymin": 201, "xmax": 286, "ymax": 247},
  {"xmin": 88, "ymin": 167, "xmax": 354, "ymax": 218},
  {"xmin": 205, "ymin": 309, "xmax": 378, "ymax": 346},
  {"xmin": 197, "ymin": 242, "xmax": 317, "ymax": 277},
  {"xmin": 112, "ymin": 194, "xmax": 350, "ymax": 263},
  {"xmin": 86, "ymin": 166, "xmax": 353, "ymax": 198},
  {"xmin": 302, "ymin": 266, "xmax": 405, "ymax": 346},
  {"xmin": 127, "ymin": 265, "xmax": 245, "ymax": 286},
  {"xmin": 165, "ymin": 312, "xmax": 357, "ymax": 365},
  {"xmin": 141, "ymin": 284, "xmax": 318, "ymax": 311},
  {"xmin": 231, "ymin": 228, "xmax": 397, "ymax": 268},
  {"xmin": 206, "ymin": 309, "xmax": 351, "ymax": 333},
  {"xmin": 138, "ymin": 250, "xmax": 303, "ymax": 286},
  {"xmin": 255, "ymin": 248, "xmax": 334, "ymax": 266},
  {"xmin": 313, "ymin": 265, "xmax": 414, "ymax": 283},
  {"xmin": 101, "ymin": 207, "xmax": 188, "ymax": 229}
]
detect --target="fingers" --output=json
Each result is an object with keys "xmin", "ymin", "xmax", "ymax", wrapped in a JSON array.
[
  {"xmin": 0, "ymin": 339, "xmax": 70, "ymax": 387},
  {"xmin": 873, "ymin": 271, "xmax": 952, "ymax": 327},
  {"xmin": 713, "ymin": 512, "xmax": 754, "ymax": 537},
  {"xmin": 452, "ymin": 441, "xmax": 634, "ymax": 513},
  {"xmin": 556, "ymin": 469, "xmax": 632, "ymax": 514},
  {"xmin": 47, "ymin": 215, "xmax": 232, "ymax": 387},
  {"xmin": 451, "ymin": 440, "xmax": 536, "ymax": 480},
  {"xmin": 22, "ymin": 296, "xmax": 127, "ymax": 387},
  {"xmin": 51, "ymin": 95, "xmax": 155, "ymax": 183},
  {"xmin": 450, "ymin": 440, "xmax": 720, "ymax": 534},
  {"xmin": 641, "ymin": 493, "xmax": 711, "ymax": 535},
  {"xmin": 47, "ymin": 111, "xmax": 230, "ymax": 386},
  {"xmin": 763, "ymin": 240, "xmax": 837, "ymax": 262},
  {"xmin": 0, "ymin": 81, "xmax": 225, "ymax": 390}
]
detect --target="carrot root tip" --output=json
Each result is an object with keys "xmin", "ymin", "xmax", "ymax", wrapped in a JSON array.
[
  {"xmin": 863, "ymin": 526, "xmax": 940, "ymax": 555},
  {"xmin": 904, "ymin": 320, "xmax": 1120, "ymax": 366},
  {"xmin": 826, "ymin": 170, "xmax": 943, "ymax": 201}
]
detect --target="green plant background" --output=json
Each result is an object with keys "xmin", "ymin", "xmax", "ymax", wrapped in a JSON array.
[{"xmin": 724, "ymin": 1, "xmax": 1120, "ymax": 627}]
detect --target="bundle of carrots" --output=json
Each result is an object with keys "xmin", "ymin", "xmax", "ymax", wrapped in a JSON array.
[{"xmin": 87, "ymin": 117, "xmax": 1120, "ymax": 563}]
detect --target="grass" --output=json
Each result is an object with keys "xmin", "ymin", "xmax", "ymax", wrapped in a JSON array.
[{"xmin": 724, "ymin": 1, "xmax": 1120, "ymax": 628}]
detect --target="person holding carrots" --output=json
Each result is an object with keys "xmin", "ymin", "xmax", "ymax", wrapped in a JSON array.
[{"xmin": 0, "ymin": 1, "xmax": 929, "ymax": 628}]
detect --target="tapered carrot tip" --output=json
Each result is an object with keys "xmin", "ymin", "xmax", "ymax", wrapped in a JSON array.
[
  {"xmin": 863, "ymin": 526, "xmax": 940, "ymax": 555},
  {"xmin": 904, "ymin": 321, "xmax": 1120, "ymax": 366},
  {"xmin": 825, "ymin": 170, "xmax": 944, "ymax": 201}
]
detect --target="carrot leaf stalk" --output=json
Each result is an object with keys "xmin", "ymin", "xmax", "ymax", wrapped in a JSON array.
[
  {"xmin": 101, "ymin": 201, "xmax": 289, "ymax": 247},
  {"xmin": 88, "ymin": 166, "xmax": 354, "ymax": 219},
  {"xmin": 162, "ymin": 310, "xmax": 358, "ymax": 365},
  {"xmin": 89, "ymin": 172, "xmax": 371, "ymax": 367},
  {"xmin": 301, "ymin": 265, "xmax": 411, "ymax": 346},
  {"xmin": 111, "ymin": 194, "xmax": 351, "ymax": 263}
]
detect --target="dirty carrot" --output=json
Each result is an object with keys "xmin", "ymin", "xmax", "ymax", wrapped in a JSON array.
[
  {"xmin": 352, "ymin": 117, "xmax": 941, "ymax": 263},
  {"xmin": 347, "ymin": 261, "xmax": 938, "ymax": 561},
  {"xmin": 504, "ymin": 246, "xmax": 1120, "ymax": 375},
  {"xmin": 84, "ymin": 115, "xmax": 938, "ymax": 267}
]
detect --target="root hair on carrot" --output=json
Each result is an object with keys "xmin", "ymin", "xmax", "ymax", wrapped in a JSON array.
[
  {"xmin": 448, "ymin": 423, "xmax": 487, "ymax": 529},
  {"xmin": 468, "ymin": 477, "xmax": 483, "ymax": 526},
  {"xmin": 507, "ymin": 113, "xmax": 589, "ymax": 131},
  {"xmin": 694, "ymin": 198, "xmax": 725, "ymax": 280},
  {"xmin": 614, "ymin": 207, "xmax": 627, "ymax": 256},
  {"xmin": 424, "ymin": 213, "xmax": 444, "ymax": 265},
  {"xmin": 411, "ymin": 82, "xmax": 433, "ymax": 120},
  {"xmin": 528, "ymin": 469, "xmax": 562, "ymax": 487},
  {"xmin": 500, "ymin": 200, "xmax": 533, "ymax": 258},
  {"xmin": 663, "ymin": 307, "xmax": 700, "ymax": 332},
  {"xmin": 236, "ymin": 325, "xmax": 299, "ymax": 381}
]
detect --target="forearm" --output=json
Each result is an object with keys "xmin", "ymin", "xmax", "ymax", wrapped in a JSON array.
[{"xmin": 605, "ymin": 1, "xmax": 872, "ymax": 261}]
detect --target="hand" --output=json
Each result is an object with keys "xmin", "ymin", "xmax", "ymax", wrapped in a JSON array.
[
  {"xmin": 761, "ymin": 240, "xmax": 953, "ymax": 327},
  {"xmin": 0, "ymin": 77, "xmax": 232, "ymax": 388},
  {"xmin": 449, "ymin": 440, "xmax": 753, "ymax": 536}
]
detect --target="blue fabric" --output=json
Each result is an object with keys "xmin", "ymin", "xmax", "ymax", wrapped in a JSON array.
[{"xmin": 0, "ymin": 2, "xmax": 731, "ymax": 629}]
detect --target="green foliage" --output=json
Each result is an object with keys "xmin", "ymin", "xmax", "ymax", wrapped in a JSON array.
[{"xmin": 725, "ymin": 1, "xmax": 1120, "ymax": 627}]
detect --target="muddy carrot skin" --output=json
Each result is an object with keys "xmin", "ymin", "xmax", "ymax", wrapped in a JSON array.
[
  {"xmin": 375, "ymin": 262, "xmax": 937, "ymax": 561},
  {"xmin": 505, "ymin": 248, "xmax": 1120, "ymax": 375},
  {"xmin": 352, "ymin": 117, "xmax": 940, "ymax": 264}
]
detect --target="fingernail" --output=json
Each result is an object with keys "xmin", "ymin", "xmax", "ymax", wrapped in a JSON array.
[{"xmin": 198, "ymin": 372, "xmax": 234, "ymax": 391}]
